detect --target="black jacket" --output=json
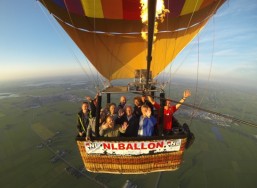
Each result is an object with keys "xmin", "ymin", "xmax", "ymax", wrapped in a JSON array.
[
  {"xmin": 120, "ymin": 115, "xmax": 139, "ymax": 137},
  {"xmin": 77, "ymin": 110, "xmax": 91, "ymax": 134},
  {"xmin": 76, "ymin": 101, "xmax": 96, "ymax": 135}
]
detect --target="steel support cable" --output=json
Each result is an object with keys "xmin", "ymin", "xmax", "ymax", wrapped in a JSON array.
[
  {"xmin": 48, "ymin": 18, "xmax": 211, "ymax": 36},
  {"xmin": 187, "ymin": 0, "xmax": 226, "ymax": 124},
  {"xmin": 163, "ymin": 0, "xmax": 226, "ymax": 123},
  {"xmin": 93, "ymin": 0, "xmax": 102, "ymax": 92},
  {"xmin": 163, "ymin": 0, "xmax": 225, "ymax": 90},
  {"xmin": 159, "ymin": 0, "xmax": 170, "ymax": 89},
  {"xmin": 152, "ymin": 95, "xmax": 257, "ymax": 129},
  {"xmin": 90, "ymin": 0, "xmax": 131, "ymax": 89},
  {"xmin": 62, "ymin": 0, "xmax": 99, "ymax": 87},
  {"xmin": 94, "ymin": 2, "xmax": 102, "ymax": 90},
  {"xmin": 165, "ymin": 0, "xmax": 200, "ymax": 121},
  {"xmin": 164, "ymin": 0, "xmax": 199, "ymax": 95},
  {"xmin": 162, "ymin": 13, "xmax": 218, "ymax": 90},
  {"xmin": 37, "ymin": 0, "xmax": 97, "ymax": 87},
  {"xmin": 41, "ymin": 3, "xmax": 219, "ymax": 89},
  {"xmin": 189, "ymin": 36, "xmax": 200, "ymax": 126},
  {"xmin": 189, "ymin": 17, "xmax": 217, "ymax": 126}
]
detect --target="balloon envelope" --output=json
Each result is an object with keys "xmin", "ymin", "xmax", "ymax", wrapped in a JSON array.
[{"xmin": 40, "ymin": 0, "xmax": 225, "ymax": 80}]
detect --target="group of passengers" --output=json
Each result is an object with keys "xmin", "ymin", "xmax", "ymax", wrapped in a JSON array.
[{"xmin": 76, "ymin": 90, "xmax": 191, "ymax": 140}]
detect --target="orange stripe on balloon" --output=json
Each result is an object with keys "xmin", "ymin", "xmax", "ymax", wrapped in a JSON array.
[
  {"xmin": 200, "ymin": 0, "xmax": 215, "ymax": 9},
  {"xmin": 101, "ymin": 0, "xmax": 123, "ymax": 19}
]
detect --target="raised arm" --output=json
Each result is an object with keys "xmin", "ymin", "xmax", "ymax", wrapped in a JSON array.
[
  {"xmin": 176, "ymin": 89, "xmax": 191, "ymax": 109},
  {"xmin": 147, "ymin": 95, "xmax": 160, "ymax": 110}
]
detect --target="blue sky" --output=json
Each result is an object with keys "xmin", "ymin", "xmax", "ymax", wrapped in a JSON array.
[{"xmin": 1, "ymin": 0, "xmax": 257, "ymax": 88}]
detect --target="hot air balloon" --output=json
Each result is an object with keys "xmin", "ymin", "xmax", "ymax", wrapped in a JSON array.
[{"xmin": 39, "ymin": 0, "xmax": 226, "ymax": 174}]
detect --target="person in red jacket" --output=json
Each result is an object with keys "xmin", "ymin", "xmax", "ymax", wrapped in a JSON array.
[{"xmin": 148, "ymin": 89, "xmax": 191, "ymax": 135}]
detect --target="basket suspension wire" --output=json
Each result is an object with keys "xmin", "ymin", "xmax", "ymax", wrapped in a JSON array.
[
  {"xmin": 95, "ymin": 94, "xmax": 102, "ymax": 138},
  {"xmin": 164, "ymin": 0, "xmax": 224, "ymax": 94},
  {"xmin": 189, "ymin": 35, "xmax": 201, "ymax": 126},
  {"xmin": 159, "ymin": 92, "xmax": 166, "ymax": 136},
  {"xmin": 166, "ymin": 0, "xmax": 199, "ymax": 96},
  {"xmin": 152, "ymin": 95, "xmax": 257, "ymax": 129},
  {"xmin": 189, "ymin": 17, "xmax": 217, "ymax": 127},
  {"xmin": 77, "ymin": 0, "xmax": 206, "ymax": 174},
  {"xmin": 37, "ymin": 1, "xmax": 100, "ymax": 90},
  {"xmin": 165, "ymin": 2, "xmax": 223, "ymax": 126},
  {"xmin": 77, "ymin": 88, "xmax": 189, "ymax": 174},
  {"xmin": 93, "ymin": 0, "xmax": 100, "ymax": 92},
  {"xmin": 78, "ymin": 95, "xmax": 189, "ymax": 174},
  {"xmin": 92, "ymin": 7, "xmax": 109, "ymax": 90},
  {"xmin": 163, "ymin": 29, "xmax": 203, "ymax": 92},
  {"xmin": 162, "ymin": 0, "xmax": 170, "ymax": 90}
]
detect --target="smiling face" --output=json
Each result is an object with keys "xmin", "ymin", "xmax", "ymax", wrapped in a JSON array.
[
  {"xmin": 120, "ymin": 96, "xmax": 126, "ymax": 105},
  {"xmin": 141, "ymin": 105, "xmax": 148, "ymax": 116},
  {"xmin": 166, "ymin": 100, "xmax": 172, "ymax": 107},
  {"xmin": 106, "ymin": 116, "xmax": 114, "ymax": 128},
  {"xmin": 81, "ymin": 102, "xmax": 89, "ymax": 113},
  {"xmin": 134, "ymin": 97, "xmax": 142, "ymax": 107},
  {"xmin": 125, "ymin": 106, "xmax": 133, "ymax": 116},
  {"xmin": 109, "ymin": 104, "xmax": 116, "ymax": 114}
]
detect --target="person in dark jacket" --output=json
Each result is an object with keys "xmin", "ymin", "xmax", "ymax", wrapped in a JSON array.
[
  {"xmin": 119, "ymin": 105, "xmax": 139, "ymax": 137},
  {"xmin": 77, "ymin": 102, "xmax": 90, "ymax": 137},
  {"xmin": 118, "ymin": 95, "xmax": 127, "ymax": 110},
  {"xmin": 77, "ymin": 98, "xmax": 96, "ymax": 138},
  {"xmin": 133, "ymin": 96, "xmax": 143, "ymax": 118}
]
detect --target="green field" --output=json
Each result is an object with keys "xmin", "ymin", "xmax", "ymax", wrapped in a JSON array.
[{"xmin": 0, "ymin": 78, "xmax": 257, "ymax": 188}]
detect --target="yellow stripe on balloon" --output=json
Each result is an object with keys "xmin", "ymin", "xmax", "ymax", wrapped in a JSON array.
[
  {"xmin": 80, "ymin": 0, "xmax": 104, "ymax": 18},
  {"xmin": 180, "ymin": 0, "xmax": 204, "ymax": 15}
]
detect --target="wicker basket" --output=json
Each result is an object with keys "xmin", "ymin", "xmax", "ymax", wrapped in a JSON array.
[{"xmin": 77, "ymin": 136, "xmax": 187, "ymax": 174}]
